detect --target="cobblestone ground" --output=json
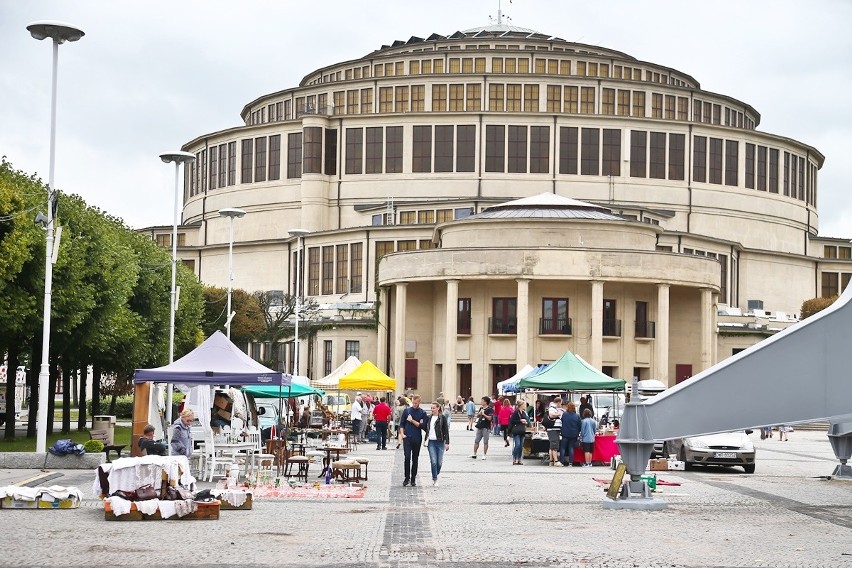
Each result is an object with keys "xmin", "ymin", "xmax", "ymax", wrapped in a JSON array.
[{"xmin": 1, "ymin": 426, "xmax": 852, "ymax": 567}]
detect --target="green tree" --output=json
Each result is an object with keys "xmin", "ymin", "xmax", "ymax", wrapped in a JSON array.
[{"xmin": 253, "ymin": 290, "xmax": 318, "ymax": 371}]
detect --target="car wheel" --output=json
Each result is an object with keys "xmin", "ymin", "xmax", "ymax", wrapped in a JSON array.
[
  {"xmin": 743, "ymin": 464, "xmax": 755, "ymax": 474},
  {"xmin": 679, "ymin": 446, "xmax": 692, "ymax": 471}
]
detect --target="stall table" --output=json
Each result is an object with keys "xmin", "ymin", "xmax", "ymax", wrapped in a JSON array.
[{"xmin": 572, "ymin": 434, "xmax": 618, "ymax": 465}]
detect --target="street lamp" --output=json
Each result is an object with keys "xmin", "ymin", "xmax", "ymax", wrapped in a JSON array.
[
  {"xmin": 288, "ymin": 229, "xmax": 310, "ymax": 376},
  {"xmin": 159, "ymin": 151, "xmax": 194, "ymax": 430},
  {"xmin": 219, "ymin": 208, "xmax": 246, "ymax": 339},
  {"xmin": 27, "ymin": 20, "xmax": 84, "ymax": 454}
]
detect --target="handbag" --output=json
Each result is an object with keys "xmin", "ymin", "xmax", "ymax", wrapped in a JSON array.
[
  {"xmin": 135, "ymin": 484, "xmax": 158, "ymax": 501},
  {"xmin": 510, "ymin": 422, "xmax": 527, "ymax": 436}
]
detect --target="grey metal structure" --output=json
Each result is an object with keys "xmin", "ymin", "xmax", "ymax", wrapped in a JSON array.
[{"xmin": 615, "ymin": 284, "xmax": 852, "ymax": 506}]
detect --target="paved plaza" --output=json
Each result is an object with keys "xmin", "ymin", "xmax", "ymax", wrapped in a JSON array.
[{"xmin": 1, "ymin": 424, "xmax": 851, "ymax": 567}]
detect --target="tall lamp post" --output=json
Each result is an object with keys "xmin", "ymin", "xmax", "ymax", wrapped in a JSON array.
[
  {"xmin": 27, "ymin": 21, "xmax": 84, "ymax": 454},
  {"xmin": 219, "ymin": 208, "xmax": 246, "ymax": 339},
  {"xmin": 159, "ymin": 151, "xmax": 194, "ymax": 430},
  {"xmin": 288, "ymin": 229, "xmax": 309, "ymax": 376}
]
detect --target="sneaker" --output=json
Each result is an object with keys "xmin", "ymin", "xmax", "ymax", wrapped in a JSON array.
[
  {"xmin": 470, "ymin": 454, "xmax": 477, "ymax": 459},
  {"xmin": 403, "ymin": 479, "xmax": 410, "ymax": 486},
  {"xmin": 410, "ymin": 481, "xmax": 417, "ymax": 487},
  {"xmin": 432, "ymin": 478, "xmax": 438, "ymax": 487},
  {"xmin": 480, "ymin": 455, "xmax": 487, "ymax": 461},
  {"xmin": 554, "ymin": 461, "xmax": 563, "ymax": 467}
]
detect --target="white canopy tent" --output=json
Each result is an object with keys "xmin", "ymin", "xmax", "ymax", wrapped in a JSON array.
[
  {"xmin": 497, "ymin": 364, "xmax": 534, "ymax": 395},
  {"xmin": 311, "ymin": 356, "xmax": 361, "ymax": 389}
]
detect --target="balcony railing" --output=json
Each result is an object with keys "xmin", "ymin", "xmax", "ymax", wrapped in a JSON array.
[
  {"xmin": 488, "ymin": 317, "xmax": 517, "ymax": 335},
  {"xmin": 635, "ymin": 320, "xmax": 656, "ymax": 339},
  {"xmin": 540, "ymin": 317, "xmax": 572, "ymax": 335},
  {"xmin": 602, "ymin": 319, "xmax": 622, "ymax": 337}
]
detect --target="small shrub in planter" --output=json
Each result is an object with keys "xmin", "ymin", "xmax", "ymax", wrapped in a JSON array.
[{"xmin": 83, "ymin": 439, "xmax": 104, "ymax": 454}]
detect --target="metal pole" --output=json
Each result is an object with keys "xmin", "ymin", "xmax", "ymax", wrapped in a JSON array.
[
  {"xmin": 35, "ymin": 38, "xmax": 61, "ymax": 454},
  {"xmin": 166, "ymin": 161, "xmax": 180, "ymax": 431},
  {"xmin": 294, "ymin": 236, "xmax": 301, "ymax": 376},
  {"xmin": 226, "ymin": 215, "xmax": 235, "ymax": 339}
]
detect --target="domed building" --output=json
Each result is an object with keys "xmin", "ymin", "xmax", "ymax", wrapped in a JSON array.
[{"xmin": 150, "ymin": 21, "xmax": 846, "ymax": 399}]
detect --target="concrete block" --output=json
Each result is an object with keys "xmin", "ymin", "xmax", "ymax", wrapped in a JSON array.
[{"xmin": 0, "ymin": 452, "xmax": 106, "ymax": 469}]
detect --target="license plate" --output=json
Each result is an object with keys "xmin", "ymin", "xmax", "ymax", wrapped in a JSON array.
[{"xmin": 714, "ymin": 452, "xmax": 736, "ymax": 459}]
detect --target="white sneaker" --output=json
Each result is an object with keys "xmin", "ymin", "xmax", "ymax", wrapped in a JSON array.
[
  {"xmin": 554, "ymin": 461, "xmax": 564, "ymax": 467},
  {"xmin": 432, "ymin": 478, "xmax": 439, "ymax": 487},
  {"xmin": 481, "ymin": 455, "xmax": 487, "ymax": 461}
]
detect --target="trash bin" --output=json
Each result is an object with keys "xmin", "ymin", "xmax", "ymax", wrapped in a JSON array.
[{"xmin": 92, "ymin": 415, "xmax": 116, "ymax": 445}]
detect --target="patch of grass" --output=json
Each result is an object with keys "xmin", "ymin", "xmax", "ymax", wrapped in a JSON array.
[{"xmin": 0, "ymin": 426, "xmax": 131, "ymax": 452}]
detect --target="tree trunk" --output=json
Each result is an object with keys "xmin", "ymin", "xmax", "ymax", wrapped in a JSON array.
[
  {"xmin": 47, "ymin": 364, "xmax": 57, "ymax": 436},
  {"xmin": 26, "ymin": 338, "xmax": 41, "ymax": 438},
  {"xmin": 71, "ymin": 366, "xmax": 78, "ymax": 407},
  {"xmin": 92, "ymin": 365, "xmax": 101, "ymax": 417},
  {"xmin": 61, "ymin": 365, "xmax": 71, "ymax": 433},
  {"xmin": 77, "ymin": 364, "xmax": 87, "ymax": 431},
  {"xmin": 108, "ymin": 391, "xmax": 117, "ymax": 416},
  {"xmin": 4, "ymin": 345, "xmax": 19, "ymax": 441}
]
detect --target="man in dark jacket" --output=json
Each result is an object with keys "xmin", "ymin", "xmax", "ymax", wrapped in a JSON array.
[
  {"xmin": 138, "ymin": 424, "xmax": 167, "ymax": 456},
  {"xmin": 399, "ymin": 394, "xmax": 427, "ymax": 487},
  {"xmin": 559, "ymin": 402, "xmax": 582, "ymax": 465}
]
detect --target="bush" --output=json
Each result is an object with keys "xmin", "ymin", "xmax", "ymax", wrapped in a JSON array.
[
  {"xmin": 83, "ymin": 439, "xmax": 104, "ymax": 453},
  {"xmin": 86, "ymin": 395, "xmax": 134, "ymax": 419}
]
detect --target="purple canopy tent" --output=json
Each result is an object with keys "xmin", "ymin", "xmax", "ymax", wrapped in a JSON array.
[{"xmin": 134, "ymin": 331, "xmax": 292, "ymax": 387}]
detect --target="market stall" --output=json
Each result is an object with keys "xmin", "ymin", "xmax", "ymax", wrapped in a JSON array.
[{"xmin": 338, "ymin": 360, "xmax": 397, "ymax": 392}]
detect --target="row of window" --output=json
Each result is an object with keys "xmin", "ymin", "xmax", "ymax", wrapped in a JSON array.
[
  {"xmin": 300, "ymin": 242, "xmax": 364, "ymax": 297},
  {"xmin": 305, "ymin": 52, "xmax": 694, "ymax": 90},
  {"xmin": 457, "ymin": 297, "xmax": 655, "ymax": 338},
  {"xmin": 821, "ymin": 272, "xmax": 852, "ymax": 298},
  {"xmin": 247, "ymin": 83, "xmax": 752, "ymax": 130},
  {"xmin": 394, "ymin": 207, "xmax": 474, "ymax": 226},
  {"xmin": 823, "ymin": 245, "xmax": 852, "ymax": 259},
  {"xmin": 248, "ymin": 339, "xmax": 361, "ymax": 375},
  {"xmin": 191, "ymin": 126, "xmax": 817, "ymax": 208},
  {"xmin": 322, "ymin": 340, "xmax": 362, "ymax": 376}
]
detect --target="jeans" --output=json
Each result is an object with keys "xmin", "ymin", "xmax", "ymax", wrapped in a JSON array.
[
  {"xmin": 560, "ymin": 436, "xmax": 578, "ymax": 464},
  {"xmin": 375, "ymin": 421, "xmax": 388, "ymax": 449},
  {"xmin": 403, "ymin": 437, "xmax": 421, "ymax": 482},
  {"xmin": 512, "ymin": 433, "xmax": 525, "ymax": 461},
  {"xmin": 427, "ymin": 440, "xmax": 445, "ymax": 480}
]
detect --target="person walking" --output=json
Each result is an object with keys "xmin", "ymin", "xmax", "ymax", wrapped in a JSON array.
[
  {"xmin": 424, "ymin": 401, "xmax": 450, "ymax": 487},
  {"xmin": 399, "ymin": 394, "xmax": 427, "ymax": 486},
  {"xmin": 350, "ymin": 396, "xmax": 364, "ymax": 443},
  {"xmin": 544, "ymin": 397, "xmax": 564, "ymax": 466},
  {"xmin": 778, "ymin": 424, "xmax": 790, "ymax": 441},
  {"xmin": 498, "ymin": 398, "xmax": 514, "ymax": 447},
  {"xmin": 443, "ymin": 399, "xmax": 453, "ymax": 426},
  {"xmin": 394, "ymin": 396, "xmax": 409, "ymax": 449},
  {"xmin": 580, "ymin": 408, "xmax": 597, "ymax": 467},
  {"xmin": 471, "ymin": 396, "xmax": 494, "ymax": 460},
  {"xmin": 509, "ymin": 400, "xmax": 529, "ymax": 465},
  {"xmin": 372, "ymin": 397, "xmax": 392, "ymax": 450},
  {"xmin": 492, "ymin": 397, "xmax": 504, "ymax": 435},
  {"xmin": 559, "ymin": 402, "xmax": 582, "ymax": 466},
  {"xmin": 464, "ymin": 396, "xmax": 476, "ymax": 431}
]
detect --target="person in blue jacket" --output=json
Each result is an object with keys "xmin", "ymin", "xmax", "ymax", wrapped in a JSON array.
[
  {"xmin": 399, "ymin": 394, "xmax": 427, "ymax": 487},
  {"xmin": 559, "ymin": 402, "xmax": 582, "ymax": 466}
]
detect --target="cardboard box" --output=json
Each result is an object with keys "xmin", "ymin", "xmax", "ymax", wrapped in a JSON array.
[
  {"xmin": 667, "ymin": 460, "xmax": 686, "ymax": 471},
  {"xmin": 649, "ymin": 458, "xmax": 669, "ymax": 471},
  {"xmin": 214, "ymin": 395, "xmax": 230, "ymax": 410},
  {"xmin": 38, "ymin": 496, "xmax": 80, "ymax": 509},
  {"xmin": 217, "ymin": 408, "xmax": 232, "ymax": 421}
]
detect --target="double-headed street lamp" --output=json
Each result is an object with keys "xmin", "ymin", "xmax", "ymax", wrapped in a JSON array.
[
  {"xmin": 160, "ymin": 151, "xmax": 194, "ymax": 429},
  {"xmin": 27, "ymin": 21, "xmax": 84, "ymax": 454},
  {"xmin": 288, "ymin": 229, "xmax": 310, "ymax": 376},
  {"xmin": 219, "ymin": 208, "xmax": 246, "ymax": 339}
]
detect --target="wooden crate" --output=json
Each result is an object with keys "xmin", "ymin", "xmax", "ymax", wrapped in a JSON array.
[{"xmin": 104, "ymin": 500, "xmax": 220, "ymax": 521}]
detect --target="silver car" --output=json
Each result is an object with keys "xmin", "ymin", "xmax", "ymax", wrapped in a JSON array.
[{"xmin": 664, "ymin": 431, "xmax": 756, "ymax": 474}]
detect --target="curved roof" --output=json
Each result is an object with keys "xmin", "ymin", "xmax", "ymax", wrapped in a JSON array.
[
  {"xmin": 472, "ymin": 192, "xmax": 624, "ymax": 221},
  {"xmin": 462, "ymin": 23, "xmax": 542, "ymax": 35}
]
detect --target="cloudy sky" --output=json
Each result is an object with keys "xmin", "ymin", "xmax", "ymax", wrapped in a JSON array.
[{"xmin": 2, "ymin": 0, "xmax": 850, "ymax": 236}]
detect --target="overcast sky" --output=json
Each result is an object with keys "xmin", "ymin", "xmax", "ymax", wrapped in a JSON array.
[{"xmin": 2, "ymin": 0, "xmax": 850, "ymax": 237}]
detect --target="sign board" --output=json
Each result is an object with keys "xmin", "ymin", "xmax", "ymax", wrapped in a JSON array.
[{"xmin": 606, "ymin": 462, "xmax": 627, "ymax": 500}]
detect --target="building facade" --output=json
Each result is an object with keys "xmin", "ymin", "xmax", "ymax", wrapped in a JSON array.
[{"xmin": 148, "ymin": 22, "xmax": 848, "ymax": 400}]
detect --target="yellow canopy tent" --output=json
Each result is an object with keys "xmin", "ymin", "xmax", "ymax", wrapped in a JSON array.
[{"xmin": 338, "ymin": 360, "xmax": 397, "ymax": 391}]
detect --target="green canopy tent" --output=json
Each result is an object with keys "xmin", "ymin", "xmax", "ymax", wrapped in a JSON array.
[
  {"xmin": 242, "ymin": 383, "xmax": 324, "ymax": 399},
  {"xmin": 517, "ymin": 351, "xmax": 625, "ymax": 391}
]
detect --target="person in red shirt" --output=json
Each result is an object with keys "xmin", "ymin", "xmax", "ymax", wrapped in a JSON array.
[
  {"xmin": 372, "ymin": 397, "xmax": 393, "ymax": 450},
  {"xmin": 498, "ymin": 398, "xmax": 514, "ymax": 447}
]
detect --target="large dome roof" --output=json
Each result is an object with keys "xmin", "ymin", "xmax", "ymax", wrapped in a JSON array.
[{"xmin": 472, "ymin": 193, "xmax": 624, "ymax": 221}]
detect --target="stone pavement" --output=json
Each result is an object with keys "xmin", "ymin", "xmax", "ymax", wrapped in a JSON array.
[{"xmin": 1, "ymin": 425, "xmax": 852, "ymax": 567}]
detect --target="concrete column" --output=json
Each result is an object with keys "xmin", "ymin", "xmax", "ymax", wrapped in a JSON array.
[
  {"xmin": 590, "ymin": 281, "xmax": 604, "ymax": 369},
  {"xmin": 656, "ymin": 284, "xmax": 670, "ymax": 384},
  {"xmin": 700, "ymin": 288, "xmax": 713, "ymax": 371},
  {"xmin": 516, "ymin": 278, "xmax": 530, "ymax": 368},
  {"xmin": 393, "ymin": 283, "xmax": 408, "ymax": 385},
  {"xmin": 444, "ymin": 280, "xmax": 459, "ymax": 400},
  {"xmin": 377, "ymin": 286, "xmax": 389, "ymax": 373}
]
